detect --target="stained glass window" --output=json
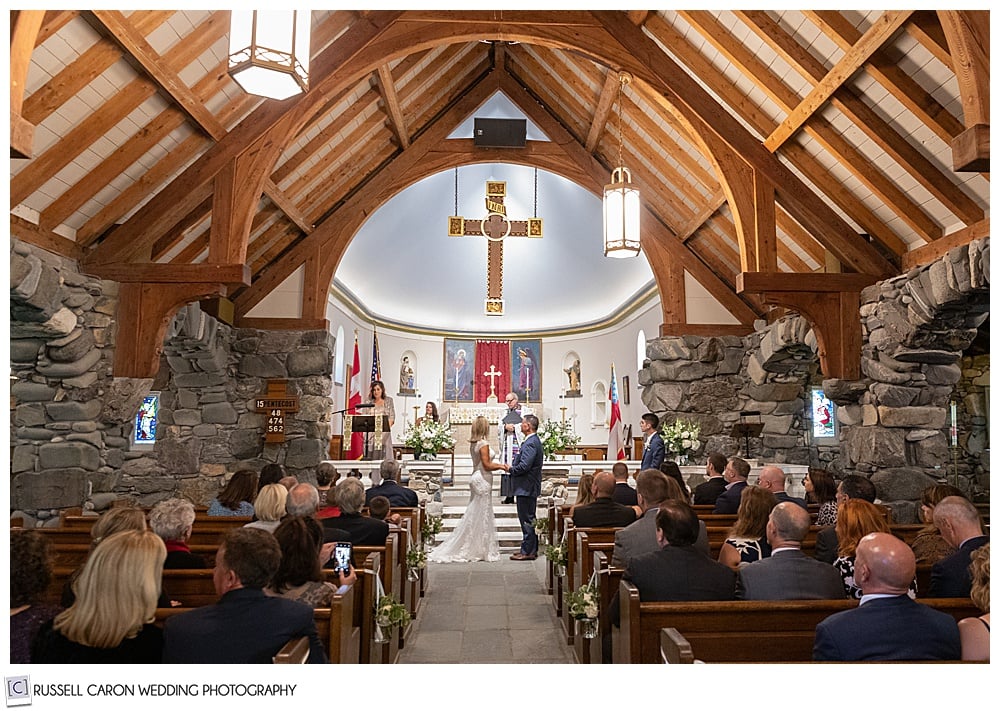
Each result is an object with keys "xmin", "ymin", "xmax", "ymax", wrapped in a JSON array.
[
  {"xmin": 134, "ymin": 392, "xmax": 159, "ymax": 445},
  {"xmin": 810, "ymin": 388, "xmax": 836, "ymax": 440}
]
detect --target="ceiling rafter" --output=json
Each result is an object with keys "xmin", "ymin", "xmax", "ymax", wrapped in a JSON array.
[
  {"xmin": 584, "ymin": 70, "xmax": 620, "ymax": 153},
  {"xmin": 374, "ymin": 64, "xmax": 411, "ymax": 148}
]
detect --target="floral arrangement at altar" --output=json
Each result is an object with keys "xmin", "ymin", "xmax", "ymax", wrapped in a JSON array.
[
  {"xmin": 403, "ymin": 420, "xmax": 456, "ymax": 459},
  {"xmin": 659, "ymin": 418, "xmax": 702, "ymax": 461},
  {"xmin": 536, "ymin": 419, "xmax": 581, "ymax": 459}
]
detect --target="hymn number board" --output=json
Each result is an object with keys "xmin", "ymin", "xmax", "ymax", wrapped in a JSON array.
[{"xmin": 254, "ymin": 380, "xmax": 299, "ymax": 444}]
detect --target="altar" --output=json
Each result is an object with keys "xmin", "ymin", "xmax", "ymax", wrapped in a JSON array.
[{"xmin": 439, "ymin": 402, "xmax": 535, "ymax": 448}]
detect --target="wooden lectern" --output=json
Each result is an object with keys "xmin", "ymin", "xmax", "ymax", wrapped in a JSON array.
[{"xmin": 343, "ymin": 414, "xmax": 391, "ymax": 460}]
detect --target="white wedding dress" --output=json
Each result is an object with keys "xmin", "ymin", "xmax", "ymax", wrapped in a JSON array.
[{"xmin": 428, "ymin": 439, "xmax": 501, "ymax": 563}]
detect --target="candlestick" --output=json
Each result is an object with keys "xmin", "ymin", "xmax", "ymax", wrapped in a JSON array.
[{"xmin": 950, "ymin": 401, "xmax": 958, "ymax": 447}]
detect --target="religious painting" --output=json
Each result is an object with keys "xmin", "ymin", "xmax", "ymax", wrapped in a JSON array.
[
  {"xmin": 443, "ymin": 339, "xmax": 475, "ymax": 402},
  {"xmin": 398, "ymin": 351, "xmax": 416, "ymax": 396},
  {"xmin": 511, "ymin": 339, "xmax": 541, "ymax": 403}
]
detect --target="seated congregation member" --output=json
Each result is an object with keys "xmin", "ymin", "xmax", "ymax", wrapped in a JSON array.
[
  {"xmin": 568, "ymin": 472, "xmax": 596, "ymax": 518},
  {"xmin": 910, "ymin": 483, "xmax": 964, "ymax": 565},
  {"xmin": 268, "ymin": 517, "xmax": 356, "ymax": 608},
  {"xmin": 163, "ymin": 528, "xmax": 327, "ymax": 664},
  {"xmin": 279, "ymin": 475, "xmax": 300, "ymax": 490},
  {"xmin": 958, "ymin": 543, "xmax": 990, "ymax": 661},
  {"xmin": 288, "ymin": 482, "xmax": 350, "ymax": 543},
  {"xmin": 258, "ymin": 462, "xmax": 286, "ymax": 492},
  {"xmin": 62, "ymin": 505, "xmax": 148, "ymax": 607},
  {"xmin": 10, "ymin": 530, "xmax": 60, "ymax": 664},
  {"xmin": 659, "ymin": 460, "xmax": 690, "ymax": 503},
  {"xmin": 570, "ymin": 471, "xmax": 637, "ymax": 528},
  {"xmin": 612, "ymin": 470, "xmax": 709, "ymax": 567},
  {"xmin": 367, "ymin": 495, "xmax": 401, "ymax": 525},
  {"xmin": 712, "ymin": 456, "xmax": 750, "ymax": 514},
  {"xmin": 611, "ymin": 461, "xmax": 638, "ymax": 507},
  {"xmin": 149, "ymin": 498, "xmax": 205, "ymax": 568},
  {"xmin": 813, "ymin": 533, "xmax": 960, "ymax": 661},
  {"xmin": 327, "ymin": 477, "xmax": 390, "ymax": 545},
  {"xmin": 316, "ymin": 468, "xmax": 342, "ymax": 519},
  {"xmin": 930, "ymin": 495, "xmax": 989, "ymax": 597},
  {"xmin": 612, "ymin": 501, "xmax": 735, "ymax": 625},
  {"xmin": 365, "ymin": 459, "xmax": 418, "ymax": 508},
  {"xmin": 692, "ymin": 452, "xmax": 727, "ymax": 505},
  {"xmin": 207, "ymin": 469, "xmax": 257, "ymax": 517},
  {"xmin": 638, "ymin": 412, "xmax": 664, "ymax": 471},
  {"xmin": 834, "ymin": 499, "xmax": 915, "ymax": 600},
  {"xmin": 804, "ymin": 467, "xmax": 838, "ymax": 526},
  {"xmin": 814, "ymin": 474, "xmax": 876, "ymax": 564},
  {"xmin": 34, "ymin": 530, "xmax": 166, "ymax": 664},
  {"xmin": 717, "ymin": 485, "xmax": 776, "ymax": 570},
  {"xmin": 736, "ymin": 503, "xmax": 845, "ymax": 600},
  {"xmin": 756, "ymin": 465, "xmax": 807, "ymax": 509},
  {"xmin": 244, "ymin": 483, "xmax": 288, "ymax": 534},
  {"xmin": 315, "ymin": 461, "xmax": 339, "ymax": 508}
]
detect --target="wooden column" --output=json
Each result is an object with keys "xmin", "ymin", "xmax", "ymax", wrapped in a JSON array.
[
  {"xmin": 736, "ymin": 272, "xmax": 879, "ymax": 380},
  {"xmin": 937, "ymin": 11, "xmax": 990, "ymax": 171}
]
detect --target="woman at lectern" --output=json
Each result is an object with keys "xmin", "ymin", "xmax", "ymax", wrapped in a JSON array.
[{"xmin": 369, "ymin": 380, "xmax": 395, "ymax": 462}]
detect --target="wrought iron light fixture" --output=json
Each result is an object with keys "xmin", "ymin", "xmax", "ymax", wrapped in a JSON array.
[
  {"xmin": 603, "ymin": 71, "xmax": 641, "ymax": 258},
  {"xmin": 228, "ymin": 10, "xmax": 310, "ymax": 100}
]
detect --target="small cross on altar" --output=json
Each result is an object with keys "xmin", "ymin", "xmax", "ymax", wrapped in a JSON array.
[
  {"xmin": 483, "ymin": 364, "xmax": 503, "ymax": 404},
  {"xmin": 448, "ymin": 181, "xmax": 543, "ymax": 315}
]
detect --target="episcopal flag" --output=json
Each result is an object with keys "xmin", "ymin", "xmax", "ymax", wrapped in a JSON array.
[
  {"xmin": 607, "ymin": 363, "xmax": 626, "ymax": 461},
  {"xmin": 345, "ymin": 334, "xmax": 364, "ymax": 459},
  {"xmin": 370, "ymin": 327, "xmax": 381, "ymax": 384}
]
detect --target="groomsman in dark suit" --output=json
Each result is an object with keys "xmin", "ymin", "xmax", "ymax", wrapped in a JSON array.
[
  {"xmin": 504, "ymin": 414, "xmax": 543, "ymax": 560},
  {"xmin": 930, "ymin": 495, "xmax": 989, "ymax": 597},
  {"xmin": 813, "ymin": 533, "xmax": 960, "ymax": 661},
  {"xmin": 692, "ymin": 453, "xmax": 728, "ymax": 505},
  {"xmin": 638, "ymin": 413, "xmax": 665, "ymax": 471},
  {"xmin": 712, "ymin": 457, "xmax": 750, "ymax": 514}
]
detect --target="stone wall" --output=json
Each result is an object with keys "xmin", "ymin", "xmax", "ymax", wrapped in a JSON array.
[
  {"xmin": 638, "ymin": 314, "xmax": 829, "ymax": 466},
  {"xmin": 10, "ymin": 239, "xmax": 334, "ymax": 521},
  {"xmin": 827, "ymin": 238, "xmax": 989, "ymax": 521}
]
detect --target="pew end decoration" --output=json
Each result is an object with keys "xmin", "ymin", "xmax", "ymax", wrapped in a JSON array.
[
  {"xmin": 533, "ymin": 517, "xmax": 550, "ymax": 537},
  {"xmin": 421, "ymin": 515, "xmax": 444, "ymax": 545},
  {"xmin": 566, "ymin": 579, "xmax": 600, "ymax": 639},
  {"xmin": 405, "ymin": 546, "xmax": 427, "ymax": 582},
  {"xmin": 403, "ymin": 420, "xmax": 455, "ymax": 460},
  {"xmin": 537, "ymin": 419, "xmax": 581, "ymax": 459},
  {"xmin": 659, "ymin": 418, "xmax": 702, "ymax": 463},
  {"xmin": 544, "ymin": 541, "xmax": 568, "ymax": 577},
  {"xmin": 374, "ymin": 592, "xmax": 410, "ymax": 644}
]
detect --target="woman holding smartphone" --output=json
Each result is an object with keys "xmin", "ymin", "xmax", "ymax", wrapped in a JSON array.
[{"xmin": 268, "ymin": 517, "xmax": 356, "ymax": 607}]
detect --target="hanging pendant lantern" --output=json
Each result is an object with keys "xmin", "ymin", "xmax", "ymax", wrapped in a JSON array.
[
  {"xmin": 603, "ymin": 71, "xmax": 641, "ymax": 258},
  {"xmin": 228, "ymin": 10, "xmax": 310, "ymax": 100}
]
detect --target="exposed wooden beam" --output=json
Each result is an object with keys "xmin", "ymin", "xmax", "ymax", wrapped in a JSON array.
[
  {"xmin": 901, "ymin": 218, "xmax": 990, "ymax": 271},
  {"xmin": 10, "ymin": 10, "xmax": 45, "ymax": 158},
  {"xmin": 659, "ymin": 323, "xmax": 753, "ymax": 337},
  {"xmin": 374, "ymin": 64, "xmax": 410, "ymax": 149},
  {"xmin": 10, "ymin": 215, "xmax": 84, "ymax": 261},
  {"xmin": 937, "ymin": 11, "xmax": 990, "ymax": 172},
  {"xmin": 237, "ymin": 317, "xmax": 331, "ymax": 331},
  {"xmin": 585, "ymin": 70, "xmax": 621, "ymax": 153},
  {"xmin": 907, "ymin": 11, "xmax": 953, "ymax": 70},
  {"xmin": 765, "ymin": 11, "xmax": 913, "ymax": 148},
  {"xmin": 85, "ymin": 263, "xmax": 251, "ymax": 286}
]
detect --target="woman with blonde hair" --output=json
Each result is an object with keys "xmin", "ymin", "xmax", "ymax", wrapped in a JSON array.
[
  {"xmin": 834, "ymin": 499, "xmax": 915, "ymax": 599},
  {"xmin": 62, "ymin": 505, "xmax": 148, "ymax": 607},
  {"xmin": 718, "ymin": 486, "xmax": 777, "ymax": 570},
  {"xmin": 244, "ymin": 483, "xmax": 288, "ymax": 534},
  {"xmin": 958, "ymin": 543, "xmax": 990, "ymax": 661},
  {"xmin": 569, "ymin": 472, "xmax": 596, "ymax": 518},
  {"xmin": 428, "ymin": 415, "xmax": 502, "ymax": 562},
  {"xmin": 33, "ymin": 530, "xmax": 166, "ymax": 663}
]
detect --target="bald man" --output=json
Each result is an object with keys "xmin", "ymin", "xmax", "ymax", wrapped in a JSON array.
[
  {"xmin": 569, "ymin": 471, "xmax": 637, "ymax": 529},
  {"xmin": 756, "ymin": 466, "xmax": 808, "ymax": 510},
  {"xmin": 929, "ymin": 495, "xmax": 988, "ymax": 597},
  {"xmin": 813, "ymin": 532, "xmax": 961, "ymax": 661},
  {"xmin": 737, "ymin": 503, "xmax": 844, "ymax": 600}
]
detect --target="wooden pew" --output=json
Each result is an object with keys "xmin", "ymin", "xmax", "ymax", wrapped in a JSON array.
[
  {"xmin": 659, "ymin": 627, "xmax": 694, "ymax": 664},
  {"xmin": 612, "ymin": 580, "xmax": 980, "ymax": 664},
  {"xmin": 561, "ymin": 522, "xmax": 623, "ymax": 645},
  {"xmin": 272, "ymin": 636, "xmax": 310, "ymax": 663},
  {"xmin": 588, "ymin": 551, "xmax": 624, "ymax": 664},
  {"xmin": 570, "ymin": 531, "xmax": 616, "ymax": 663},
  {"xmin": 351, "ymin": 545, "xmax": 402, "ymax": 663}
]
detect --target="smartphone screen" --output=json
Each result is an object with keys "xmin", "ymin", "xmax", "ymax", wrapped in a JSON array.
[{"xmin": 334, "ymin": 542, "xmax": 352, "ymax": 575}]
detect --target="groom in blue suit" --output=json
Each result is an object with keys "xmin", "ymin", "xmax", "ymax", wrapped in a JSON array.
[{"xmin": 504, "ymin": 414, "xmax": 543, "ymax": 560}]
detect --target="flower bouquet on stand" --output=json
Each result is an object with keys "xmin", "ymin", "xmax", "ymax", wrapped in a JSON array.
[
  {"xmin": 537, "ymin": 419, "xmax": 581, "ymax": 460},
  {"xmin": 565, "ymin": 575, "xmax": 600, "ymax": 639},
  {"xmin": 659, "ymin": 418, "xmax": 702, "ymax": 464},
  {"xmin": 403, "ymin": 420, "xmax": 456, "ymax": 460},
  {"xmin": 374, "ymin": 591, "xmax": 410, "ymax": 644},
  {"xmin": 405, "ymin": 545, "xmax": 426, "ymax": 582},
  {"xmin": 421, "ymin": 514, "xmax": 443, "ymax": 547},
  {"xmin": 544, "ymin": 540, "xmax": 568, "ymax": 578}
]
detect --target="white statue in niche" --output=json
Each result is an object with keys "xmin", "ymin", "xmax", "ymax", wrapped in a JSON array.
[{"xmin": 399, "ymin": 356, "xmax": 416, "ymax": 395}]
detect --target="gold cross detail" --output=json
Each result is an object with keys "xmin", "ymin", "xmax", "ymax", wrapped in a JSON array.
[{"xmin": 448, "ymin": 180, "xmax": 543, "ymax": 315}]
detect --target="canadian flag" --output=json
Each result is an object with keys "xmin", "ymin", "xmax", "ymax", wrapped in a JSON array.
[
  {"xmin": 607, "ymin": 363, "xmax": 626, "ymax": 460},
  {"xmin": 345, "ymin": 334, "xmax": 364, "ymax": 459}
]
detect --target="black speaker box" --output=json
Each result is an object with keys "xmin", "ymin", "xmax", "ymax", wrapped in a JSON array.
[{"xmin": 473, "ymin": 118, "xmax": 527, "ymax": 148}]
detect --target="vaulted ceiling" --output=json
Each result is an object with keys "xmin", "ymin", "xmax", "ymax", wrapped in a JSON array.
[{"xmin": 9, "ymin": 10, "xmax": 990, "ymax": 340}]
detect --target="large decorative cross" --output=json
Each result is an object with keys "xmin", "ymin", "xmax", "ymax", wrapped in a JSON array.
[
  {"xmin": 482, "ymin": 364, "xmax": 503, "ymax": 403},
  {"xmin": 448, "ymin": 180, "xmax": 543, "ymax": 315}
]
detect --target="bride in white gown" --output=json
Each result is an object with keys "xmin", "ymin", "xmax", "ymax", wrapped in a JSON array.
[{"xmin": 429, "ymin": 416, "xmax": 502, "ymax": 563}]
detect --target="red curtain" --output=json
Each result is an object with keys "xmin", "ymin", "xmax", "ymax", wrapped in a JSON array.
[{"xmin": 475, "ymin": 340, "xmax": 511, "ymax": 402}]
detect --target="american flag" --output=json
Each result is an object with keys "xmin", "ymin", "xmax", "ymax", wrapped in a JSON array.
[
  {"xmin": 607, "ymin": 363, "xmax": 626, "ymax": 460},
  {"xmin": 370, "ymin": 327, "xmax": 381, "ymax": 383}
]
